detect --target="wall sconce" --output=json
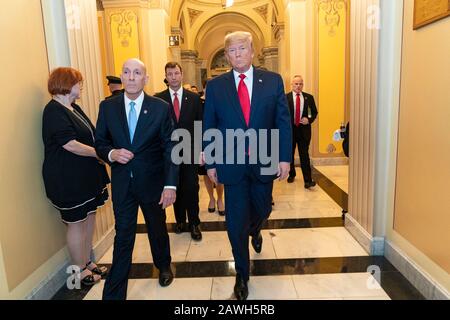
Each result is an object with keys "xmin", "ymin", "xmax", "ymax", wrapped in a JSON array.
[{"xmin": 169, "ymin": 35, "xmax": 180, "ymax": 47}]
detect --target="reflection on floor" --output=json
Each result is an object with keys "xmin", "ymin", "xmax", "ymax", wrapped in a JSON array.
[
  {"xmin": 52, "ymin": 168, "xmax": 424, "ymax": 300},
  {"xmin": 314, "ymin": 165, "xmax": 349, "ymax": 193}
]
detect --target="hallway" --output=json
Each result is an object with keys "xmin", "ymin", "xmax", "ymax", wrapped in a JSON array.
[{"xmin": 52, "ymin": 166, "xmax": 423, "ymax": 300}]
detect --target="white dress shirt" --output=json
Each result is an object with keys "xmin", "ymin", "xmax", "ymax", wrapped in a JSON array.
[
  {"xmin": 292, "ymin": 91, "xmax": 305, "ymax": 119},
  {"xmin": 169, "ymin": 87, "xmax": 183, "ymax": 111},
  {"xmin": 233, "ymin": 65, "xmax": 253, "ymax": 101},
  {"xmin": 107, "ymin": 91, "xmax": 175, "ymax": 190}
]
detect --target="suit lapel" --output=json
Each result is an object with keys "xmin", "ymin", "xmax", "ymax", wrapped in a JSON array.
[
  {"xmin": 162, "ymin": 89, "xmax": 177, "ymax": 123},
  {"xmin": 224, "ymin": 70, "xmax": 246, "ymax": 126},
  {"xmin": 179, "ymin": 89, "xmax": 189, "ymax": 124},
  {"xmin": 132, "ymin": 94, "xmax": 153, "ymax": 146},
  {"xmin": 117, "ymin": 97, "xmax": 131, "ymax": 146},
  {"xmin": 302, "ymin": 93, "xmax": 309, "ymax": 117},
  {"xmin": 287, "ymin": 92, "xmax": 294, "ymax": 119},
  {"xmin": 249, "ymin": 68, "xmax": 263, "ymax": 125}
]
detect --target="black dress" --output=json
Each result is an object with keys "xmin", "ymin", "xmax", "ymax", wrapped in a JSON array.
[{"xmin": 42, "ymin": 99, "xmax": 110, "ymax": 223}]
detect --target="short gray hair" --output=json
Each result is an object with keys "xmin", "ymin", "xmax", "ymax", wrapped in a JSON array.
[{"xmin": 224, "ymin": 31, "xmax": 253, "ymax": 50}]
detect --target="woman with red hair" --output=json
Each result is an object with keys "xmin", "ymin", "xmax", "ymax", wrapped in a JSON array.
[{"xmin": 42, "ymin": 67, "xmax": 110, "ymax": 286}]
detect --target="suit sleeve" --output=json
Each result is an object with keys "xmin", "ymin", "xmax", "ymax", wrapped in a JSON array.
[
  {"xmin": 160, "ymin": 104, "xmax": 179, "ymax": 187},
  {"xmin": 202, "ymin": 82, "xmax": 217, "ymax": 170},
  {"xmin": 275, "ymin": 75, "xmax": 293, "ymax": 163},
  {"xmin": 308, "ymin": 94, "xmax": 318, "ymax": 124},
  {"xmin": 94, "ymin": 101, "xmax": 113, "ymax": 165}
]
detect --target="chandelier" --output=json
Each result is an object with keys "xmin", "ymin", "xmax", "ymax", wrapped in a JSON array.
[{"xmin": 221, "ymin": 0, "xmax": 234, "ymax": 9}]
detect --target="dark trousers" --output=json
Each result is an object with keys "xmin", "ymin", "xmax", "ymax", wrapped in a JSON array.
[
  {"xmin": 102, "ymin": 179, "xmax": 171, "ymax": 300},
  {"xmin": 289, "ymin": 126, "xmax": 312, "ymax": 183},
  {"xmin": 174, "ymin": 164, "xmax": 200, "ymax": 226},
  {"xmin": 224, "ymin": 171, "xmax": 273, "ymax": 281}
]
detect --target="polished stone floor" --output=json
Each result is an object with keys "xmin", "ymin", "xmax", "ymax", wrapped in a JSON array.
[{"xmin": 52, "ymin": 166, "xmax": 424, "ymax": 300}]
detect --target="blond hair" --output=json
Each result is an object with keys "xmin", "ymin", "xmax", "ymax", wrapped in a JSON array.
[{"xmin": 224, "ymin": 31, "xmax": 253, "ymax": 50}]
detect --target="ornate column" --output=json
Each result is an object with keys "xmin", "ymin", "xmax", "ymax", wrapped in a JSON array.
[
  {"xmin": 261, "ymin": 46, "xmax": 279, "ymax": 72},
  {"xmin": 181, "ymin": 50, "xmax": 199, "ymax": 88},
  {"xmin": 273, "ymin": 23, "xmax": 287, "ymax": 85},
  {"xmin": 346, "ymin": 0, "xmax": 380, "ymax": 254}
]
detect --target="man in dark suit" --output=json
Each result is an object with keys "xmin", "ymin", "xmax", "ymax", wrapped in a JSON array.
[
  {"xmin": 286, "ymin": 75, "xmax": 318, "ymax": 188},
  {"xmin": 95, "ymin": 58, "xmax": 178, "ymax": 300},
  {"xmin": 155, "ymin": 62, "xmax": 203, "ymax": 241},
  {"xmin": 105, "ymin": 75, "xmax": 124, "ymax": 100},
  {"xmin": 203, "ymin": 31, "xmax": 292, "ymax": 300}
]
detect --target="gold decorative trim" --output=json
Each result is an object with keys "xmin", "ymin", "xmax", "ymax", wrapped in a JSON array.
[
  {"xmin": 187, "ymin": 8, "xmax": 203, "ymax": 27},
  {"xmin": 110, "ymin": 10, "xmax": 138, "ymax": 48},
  {"xmin": 253, "ymin": 4, "xmax": 268, "ymax": 23},
  {"xmin": 316, "ymin": 0, "xmax": 347, "ymax": 37}
]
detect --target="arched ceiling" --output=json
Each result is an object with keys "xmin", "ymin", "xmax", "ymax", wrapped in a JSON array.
[
  {"xmin": 170, "ymin": 0, "xmax": 284, "ymax": 25},
  {"xmin": 195, "ymin": 12, "xmax": 265, "ymax": 66}
]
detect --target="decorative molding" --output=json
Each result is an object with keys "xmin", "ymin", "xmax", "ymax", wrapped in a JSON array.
[
  {"xmin": 101, "ymin": 0, "xmax": 168, "ymax": 11},
  {"xmin": 181, "ymin": 49, "xmax": 199, "ymax": 60},
  {"xmin": 344, "ymin": 214, "xmax": 384, "ymax": 256},
  {"xmin": 272, "ymin": 22, "xmax": 285, "ymax": 41},
  {"xmin": 187, "ymin": 8, "xmax": 203, "ymax": 27},
  {"xmin": 261, "ymin": 46, "xmax": 278, "ymax": 57},
  {"xmin": 253, "ymin": 4, "xmax": 269, "ymax": 22},
  {"xmin": 110, "ymin": 10, "xmax": 138, "ymax": 48},
  {"xmin": 311, "ymin": 157, "xmax": 348, "ymax": 166},
  {"xmin": 385, "ymin": 241, "xmax": 450, "ymax": 300},
  {"xmin": 316, "ymin": 0, "xmax": 347, "ymax": 36},
  {"xmin": 171, "ymin": 26, "xmax": 184, "ymax": 43}
]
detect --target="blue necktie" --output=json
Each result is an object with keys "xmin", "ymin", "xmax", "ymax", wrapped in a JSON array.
[{"xmin": 128, "ymin": 101, "xmax": 137, "ymax": 142}]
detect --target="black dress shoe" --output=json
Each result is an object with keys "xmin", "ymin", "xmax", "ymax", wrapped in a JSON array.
[
  {"xmin": 304, "ymin": 180, "xmax": 317, "ymax": 189},
  {"xmin": 159, "ymin": 268, "xmax": 174, "ymax": 287},
  {"xmin": 287, "ymin": 176, "xmax": 295, "ymax": 183},
  {"xmin": 234, "ymin": 274, "xmax": 248, "ymax": 300},
  {"xmin": 251, "ymin": 232, "xmax": 263, "ymax": 253},
  {"xmin": 190, "ymin": 224, "xmax": 202, "ymax": 241},
  {"xmin": 174, "ymin": 223, "xmax": 185, "ymax": 234},
  {"xmin": 218, "ymin": 210, "xmax": 225, "ymax": 216}
]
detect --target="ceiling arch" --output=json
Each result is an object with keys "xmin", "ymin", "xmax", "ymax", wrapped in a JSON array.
[
  {"xmin": 195, "ymin": 12, "xmax": 265, "ymax": 68},
  {"xmin": 169, "ymin": 0, "xmax": 285, "ymax": 28}
]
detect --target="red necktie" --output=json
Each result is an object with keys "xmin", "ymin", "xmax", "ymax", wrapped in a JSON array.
[
  {"xmin": 173, "ymin": 92, "xmax": 180, "ymax": 122},
  {"xmin": 295, "ymin": 93, "xmax": 301, "ymax": 126},
  {"xmin": 238, "ymin": 74, "xmax": 250, "ymax": 126}
]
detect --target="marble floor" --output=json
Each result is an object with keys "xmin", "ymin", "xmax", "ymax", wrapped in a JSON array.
[
  {"xmin": 52, "ymin": 167, "xmax": 424, "ymax": 300},
  {"xmin": 314, "ymin": 165, "xmax": 349, "ymax": 193}
]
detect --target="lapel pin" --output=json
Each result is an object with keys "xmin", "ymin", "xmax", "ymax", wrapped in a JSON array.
[
  {"xmin": 144, "ymin": 109, "xmax": 148, "ymax": 114},
  {"xmin": 258, "ymin": 79, "xmax": 262, "ymax": 83}
]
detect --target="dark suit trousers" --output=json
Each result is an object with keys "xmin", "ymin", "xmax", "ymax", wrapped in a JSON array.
[
  {"xmin": 102, "ymin": 178, "xmax": 171, "ymax": 300},
  {"xmin": 173, "ymin": 164, "xmax": 200, "ymax": 226},
  {"xmin": 224, "ymin": 170, "xmax": 273, "ymax": 281},
  {"xmin": 289, "ymin": 125, "xmax": 313, "ymax": 183}
]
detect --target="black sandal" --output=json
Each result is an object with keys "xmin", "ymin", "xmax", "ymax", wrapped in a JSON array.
[
  {"xmin": 80, "ymin": 267, "xmax": 101, "ymax": 286},
  {"xmin": 86, "ymin": 261, "xmax": 108, "ymax": 277}
]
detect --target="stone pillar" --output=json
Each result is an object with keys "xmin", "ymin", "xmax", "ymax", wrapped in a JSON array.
[
  {"xmin": 181, "ymin": 50, "xmax": 198, "ymax": 88},
  {"xmin": 261, "ymin": 46, "xmax": 279, "ymax": 72},
  {"xmin": 273, "ymin": 23, "xmax": 287, "ymax": 86}
]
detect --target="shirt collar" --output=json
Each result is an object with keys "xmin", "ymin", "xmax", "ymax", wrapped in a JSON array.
[
  {"xmin": 169, "ymin": 87, "xmax": 182, "ymax": 96},
  {"xmin": 124, "ymin": 91, "xmax": 144, "ymax": 107},
  {"xmin": 233, "ymin": 65, "xmax": 253, "ymax": 81}
]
